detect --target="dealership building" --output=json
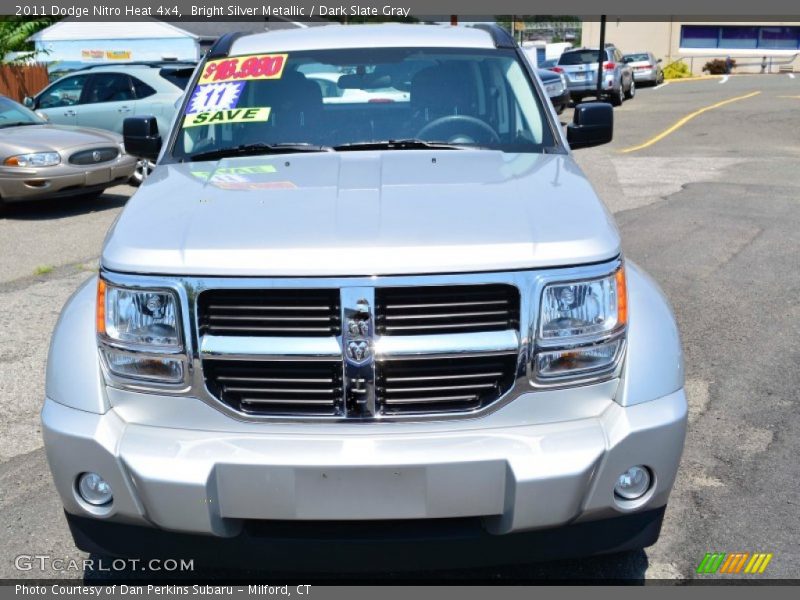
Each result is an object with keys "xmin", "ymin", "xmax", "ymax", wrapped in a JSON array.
[{"xmin": 582, "ymin": 20, "xmax": 800, "ymax": 74}]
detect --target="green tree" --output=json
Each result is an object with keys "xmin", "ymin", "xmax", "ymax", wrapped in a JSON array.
[{"xmin": 0, "ymin": 17, "xmax": 59, "ymax": 64}]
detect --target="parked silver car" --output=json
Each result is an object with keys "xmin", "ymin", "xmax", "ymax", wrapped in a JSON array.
[
  {"xmin": 26, "ymin": 62, "xmax": 195, "ymax": 184},
  {"xmin": 43, "ymin": 24, "xmax": 686, "ymax": 570},
  {"xmin": 623, "ymin": 52, "xmax": 665, "ymax": 85},
  {"xmin": 556, "ymin": 46, "xmax": 635, "ymax": 106},
  {"xmin": 0, "ymin": 96, "xmax": 135, "ymax": 206}
]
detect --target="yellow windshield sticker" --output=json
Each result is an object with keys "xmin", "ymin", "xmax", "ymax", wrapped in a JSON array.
[
  {"xmin": 199, "ymin": 54, "xmax": 288, "ymax": 84},
  {"xmin": 183, "ymin": 107, "xmax": 271, "ymax": 128}
]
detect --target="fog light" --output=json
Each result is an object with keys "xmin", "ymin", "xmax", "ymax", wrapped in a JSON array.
[
  {"xmin": 77, "ymin": 472, "xmax": 113, "ymax": 506},
  {"xmin": 614, "ymin": 466, "xmax": 651, "ymax": 500}
]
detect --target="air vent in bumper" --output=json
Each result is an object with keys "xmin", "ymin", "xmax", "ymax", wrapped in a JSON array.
[
  {"xmin": 376, "ymin": 285, "xmax": 520, "ymax": 335},
  {"xmin": 377, "ymin": 354, "xmax": 518, "ymax": 415},
  {"xmin": 197, "ymin": 289, "xmax": 341, "ymax": 337},
  {"xmin": 203, "ymin": 359, "xmax": 343, "ymax": 417}
]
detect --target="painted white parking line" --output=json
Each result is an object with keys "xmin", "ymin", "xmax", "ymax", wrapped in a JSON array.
[
  {"xmin": 719, "ymin": 75, "xmax": 729, "ymax": 84},
  {"xmin": 653, "ymin": 81, "xmax": 670, "ymax": 90},
  {"xmin": 789, "ymin": 73, "xmax": 796, "ymax": 79}
]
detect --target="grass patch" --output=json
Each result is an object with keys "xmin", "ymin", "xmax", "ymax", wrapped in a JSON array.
[{"xmin": 33, "ymin": 265, "xmax": 54, "ymax": 276}]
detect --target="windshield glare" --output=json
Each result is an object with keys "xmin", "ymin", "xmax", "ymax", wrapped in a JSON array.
[
  {"xmin": 0, "ymin": 98, "xmax": 43, "ymax": 127},
  {"xmin": 172, "ymin": 47, "xmax": 556, "ymax": 159}
]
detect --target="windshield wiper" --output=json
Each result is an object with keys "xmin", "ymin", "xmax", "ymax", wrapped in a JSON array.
[
  {"xmin": 333, "ymin": 139, "xmax": 473, "ymax": 151},
  {"xmin": 188, "ymin": 142, "xmax": 333, "ymax": 162}
]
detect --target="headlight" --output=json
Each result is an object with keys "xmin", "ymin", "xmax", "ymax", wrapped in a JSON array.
[
  {"xmin": 533, "ymin": 265, "xmax": 627, "ymax": 384},
  {"xmin": 4, "ymin": 152, "xmax": 60, "ymax": 167},
  {"xmin": 97, "ymin": 279, "xmax": 185, "ymax": 385}
]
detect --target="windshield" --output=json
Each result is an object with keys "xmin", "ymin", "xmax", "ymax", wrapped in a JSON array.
[
  {"xmin": 171, "ymin": 47, "xmax": 556, "ymax": 160},
  {"xmin": 0, "ymin": 97, "xmax": 44, "ymax": 127},
  {"xmin": 625, "ymin": 53, "xmax": 650, "ymax": 62}
]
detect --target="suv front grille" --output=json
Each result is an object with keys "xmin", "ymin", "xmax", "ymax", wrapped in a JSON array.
[
  {"xmin": 204, "ymin": 359, "xmax": 343, "ymax": 417},
  {"xmin": 375, "ymin": 285, "xmax": 519, "ymax": 335},
  {"xmin": 198, "ymin": 289, "xmax": 341, "ymax": 337},
  {"xmin": 377, "ymin": 355, "xmax": 518, "ymax": 415},
  {"xmin": 197, "ymin": 282, "xmax": 522, "ymax": 420}
]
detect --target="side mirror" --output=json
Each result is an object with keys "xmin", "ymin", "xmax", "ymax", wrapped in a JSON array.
[
  {"xmin": 657, "ymin": 58, "xmax": 663, "ymax": 63},
  {"xmin": 123, "ymin": 116, "xmax": 162, "ymax": 161},
  {"xmin": 23, "ymin": 96, "xmax": 34, "ymax": 108},
  {"xmin": 567, "ymin": 102, "xmax": 613, "ymax": 149}
]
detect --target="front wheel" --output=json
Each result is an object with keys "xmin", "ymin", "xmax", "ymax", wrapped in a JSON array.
[
  {"xmin": 129, "ymin": 159, "xmax": 155, "ymax": 186},
  {"xmin": 625, "ymin": 79, "xmax": 636, "ymax": 100}
]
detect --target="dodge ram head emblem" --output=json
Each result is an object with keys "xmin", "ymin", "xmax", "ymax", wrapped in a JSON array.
[
  {"xmin": 342, "ymin": 289, "xmax": 376, "ymax": 416},
  {"xmin": 344, "ymin": 299, "xmax": 372, "ymax": 364}
]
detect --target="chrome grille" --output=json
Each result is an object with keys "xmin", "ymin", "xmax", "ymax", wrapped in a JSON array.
[
  {"xmin": 204, "ymin": 360, "xmax": 343, "ymax": 416},
  {"xmin": 377, "ymin": 355, "xmax": 518, "ymax": 415},
  {"xmin": 375, "ymin": 285, "xmax": 519, "ymax": 335},
  {"xmin": 198, "ymin": 289, "xmax": 340, "ymax": 337}
]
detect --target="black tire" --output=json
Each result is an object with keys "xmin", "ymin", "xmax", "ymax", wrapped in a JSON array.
[
  {"xmin": 624, "ymin": 79, "xmax": 636, "ymax": 100},
  {"xmin": 610, "ymin": 84, "xmax": 624, "ymax": 107},
  {"xmin": 129, "ymin": 159, "xmax": 155, "ymax": 186}
]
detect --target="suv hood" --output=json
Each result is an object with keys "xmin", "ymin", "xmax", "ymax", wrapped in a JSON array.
[{"xmin": 102, "ymin": 151, "xmax": 620, "ymax": 277}]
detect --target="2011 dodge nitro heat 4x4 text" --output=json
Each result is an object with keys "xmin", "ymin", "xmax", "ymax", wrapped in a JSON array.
[{"xmin": 42, "ymin": 24, "xmax": 687, "ymax": 570}]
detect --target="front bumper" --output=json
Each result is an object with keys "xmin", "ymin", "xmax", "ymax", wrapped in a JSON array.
[
  {"xmin": 0, "ymin": 156, "xmax": 136, "ymax": 202},
  {"xmin": 42, "ymin": 387, "xmax": 686, "ymax": 544}
]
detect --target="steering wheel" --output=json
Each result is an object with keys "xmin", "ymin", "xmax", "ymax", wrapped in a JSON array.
[{"xmin": 416, "ymin": 115, "xmax": 500, "ymax": 145}]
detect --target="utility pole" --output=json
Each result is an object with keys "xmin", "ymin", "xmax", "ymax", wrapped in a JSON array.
[{"xmin": 596, "ymin": 15, "xmax": 607, "ymax": 99}]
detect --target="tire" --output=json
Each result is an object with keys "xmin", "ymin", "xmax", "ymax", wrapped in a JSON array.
[
  {"xmin": 129, "ymin": 159, "xmax": 155, "ymax": 186},
  {"xmin": 624, "ymin": 79, "xmax": 636, "ymax": 100},
  {"xmin": 610, "ymin": 84, "xmax": 624, "ymax": 106}
]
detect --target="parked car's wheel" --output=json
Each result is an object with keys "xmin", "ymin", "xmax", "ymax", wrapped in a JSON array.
[
  {"xmin": 625, "ymin": 79, "xmax": 636, "ymax": 99},
  {"xmin": 610, "ymin": 84, "xmax": 624, "ymax": 107},
  {"xmin": 130, "ymin": 159, "xmax": 155, "ymax": 186},
  {"xmin": 657, "ymin": 71, "xmax": 665, "ymax": 84}
]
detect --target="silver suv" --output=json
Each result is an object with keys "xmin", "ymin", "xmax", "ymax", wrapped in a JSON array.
[
  {"xmin": 43, "ymin": 24, "xmax": 686, "ymax": 571},
  {"xmin": 557, "ymin": 46, "xmax": 635, "ymax": 106}
]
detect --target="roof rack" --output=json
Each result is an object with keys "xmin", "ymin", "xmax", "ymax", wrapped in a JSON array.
[
  {"xmin": 471, "ymin": 24, "xmax": 517, "ymax": 49},
  {"xmin": 206, "ymin": 32, "xmax": 245, "ymax": 60},
  {"xmin": 77, "ymin": 60, "xmax": 196, "ymax": 71}
]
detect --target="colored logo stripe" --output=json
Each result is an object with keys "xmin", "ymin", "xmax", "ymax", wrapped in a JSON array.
[
  {"xmin": 697, "ymin": 553, "xmax": 726, "ymax": 574},
  {"xmin": 744, "ymin": 553, "xmax": 773, "ymax": 574},
  {"xmin": 697, "ymin": 552, "xmax": 773, "ymax": 574}
]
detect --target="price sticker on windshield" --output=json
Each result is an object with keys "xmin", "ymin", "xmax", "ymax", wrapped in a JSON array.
[
  {"xmin": 186, "ymin": 82, "xmax": 244, "ymax": 114},
  {"xmin": 183, "ymin": 107, "xmax": 271, "ymax": 128},
  {"xmin": 199, "ymin": 53, "xmax": 288, "ymax": 84}
]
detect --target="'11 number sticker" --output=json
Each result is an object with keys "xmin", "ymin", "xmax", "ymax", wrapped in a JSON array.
[{"xmin": 186, "ymin": 82, "xmax": 244, "ymax": 114}]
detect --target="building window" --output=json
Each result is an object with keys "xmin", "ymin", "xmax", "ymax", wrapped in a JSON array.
[
  {"xmin": 680, "ymin": 25, "xmax": 800, "ymax": 50},
  {"xmin": 759, "ymin": 26, "xmax": 800, "ymax": 49}
]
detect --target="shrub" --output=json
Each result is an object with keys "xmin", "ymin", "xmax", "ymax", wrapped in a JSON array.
[
  {"xmin": 703, "ymin": 58, "xmax": 735, "ymax": 74},
  {"xmin": 663, "ymin": 60, "xmax": 692, "ymax": 79}
]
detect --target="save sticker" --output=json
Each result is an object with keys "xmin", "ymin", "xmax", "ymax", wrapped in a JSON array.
[
  {"xmin": 183, "ymin": 107, "xmax": 271, "ymax": 128},
  {"xmin": 199, "ymin": 54, "xmax": 288, "ymax": 84},
  {"xmin": 183, "ymin": 107, "xmax": 271, "ymax": 127}
]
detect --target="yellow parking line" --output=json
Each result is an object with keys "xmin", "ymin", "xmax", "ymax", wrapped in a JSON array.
[
  {"xmin": 777, "ymin": 95, "xmax": 800, "ymax": 99},
  {"xmin": 620, "ymin": 91, "xmax": 761, "ymax": 153}
]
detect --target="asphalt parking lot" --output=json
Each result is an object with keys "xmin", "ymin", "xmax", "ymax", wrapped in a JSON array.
[{"xmin": 1, "ymin": 73, "xmax": 798, "ymax": 581}]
